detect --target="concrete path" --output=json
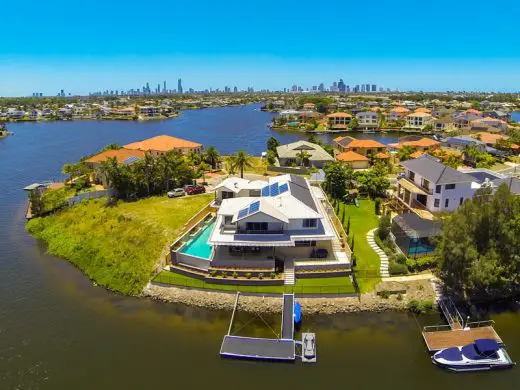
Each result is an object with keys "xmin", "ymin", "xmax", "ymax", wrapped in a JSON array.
[{"xmin": 366, "ymin": 228, "xmax": 389, "ymax": 277}]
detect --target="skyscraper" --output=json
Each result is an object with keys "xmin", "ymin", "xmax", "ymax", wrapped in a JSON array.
[
  {"xmin": 178, "ymin": 79, "xmax": 183, "ymax": 94},
  {"xmin": 318, "ymin": 83, "xmax": 324, "ymax": 92},
  {"xmin": 365, "ymin": 83, "xmax": 370, "ymax": 92},
  {"xmin": 163, "ymin": 80, "xmax": 167, "ymax": 93},
  {"xmin": 371, "ymin": 84, "xmax": 377, "ymax": 92},
  {"xmin": 338, "ymin": 79, "xmax": 346, "ymax": 93},
  {"xmin": 233, "ymin": 86, "xmax": 238, "ymax": 93}
]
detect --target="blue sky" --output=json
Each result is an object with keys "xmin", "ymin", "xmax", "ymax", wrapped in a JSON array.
[{"xmin": 1, "ymin": 0, "xmax": 519, "ymax": 96}]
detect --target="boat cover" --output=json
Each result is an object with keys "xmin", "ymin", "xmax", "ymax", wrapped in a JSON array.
[{"xmin": 474, "ymin": 339, "xmax": 500, "ymax": 354}]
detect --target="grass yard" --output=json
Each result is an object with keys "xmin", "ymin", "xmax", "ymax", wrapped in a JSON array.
[
  {"xmin": 339, "ymin": 199, "xmax": 381, "ymax": 292},
  {"xmin": 153, "ymin": 271, "xmax": 356, "ymax": 294},
  {"xmin": 27, "ymin": 193, "xmax": 213, "ymax": 295}
]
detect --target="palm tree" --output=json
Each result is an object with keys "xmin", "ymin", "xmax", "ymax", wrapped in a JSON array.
[
  {"xmin": 398, "ymin": 145, "xmax": 415, "ymax": 162},
  {"xmin": 134, "ymin": 152, "xmax": 157, "ymax": 196},
  {"xmin": 186, "ymin": 150, "xmax": 201, "ymax": 167},
  {"xmin": 296, "ymin": 150, "xmax": 311, "ymax": 167},
  {"xmin": 202, "ymin": 146, "xmax": 220, "ymax": 169},
  {"xmin": 228, "ymin": 151, "xmax": 252, "ymax": 178},
  {"xmin": 158, "ymin": 151, "xmax": 183, "ymax": 192}
]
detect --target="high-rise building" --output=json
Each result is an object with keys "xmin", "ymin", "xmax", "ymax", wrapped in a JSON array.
[
  {"xmin": 361, "ymin": 84, "xmax": 365, "ymax": 92},
  {"xmin": 365, "ymin": 83, "xmax": 370, "ymax": 92},
  {"xmin": 346, "ymin": 85, "xmax": 350, "ymax": 93},
  {"xmin": 163, "ymin": 81, "xmax": 167, "ymax": 93},
  {"xmin": 318, "ymin": 83, "xmax": 324, "ymax": 92},
  {"xmin": 338, "ymin": 79, "xmax": 346, "ymax": 93},
  {"xmin": 233, "ymin": 86, "xmax": 238, "ymax": 93},
  {"xmin": 371, "ymin": 84, "xmax": 377, "ymax": 92},
  {"xmin": 178, "ymin": 79, "xmax": 183, "ymax": 94}
]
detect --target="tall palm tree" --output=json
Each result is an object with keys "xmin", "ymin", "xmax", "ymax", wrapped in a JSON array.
[
  {"xmin": 158, "ymin": 151, "xmax": 182, "ymax": 192},
  {"xmin": 229, "ymin": 151, "xmax": 252, "ymax": 178},
  {"xmin": 186, "ymin": 150, "xmax": 201, "ymax": 167},
  {"xmin": 202, "ymin": 146, "xmax": 220, "ymax": 169},
  {"xmin": 134, "ymin": 152, "xmax": 157, "ymax": 196},
  {"xmin": 296, "ymin": 150, "xmax": 311, "ymax": 167}
]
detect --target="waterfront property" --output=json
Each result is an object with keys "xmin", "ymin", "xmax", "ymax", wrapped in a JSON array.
[
  {"xmin": 356, "ymin": 111, "xmax": 378, "ymax": 128},
  {"xmin": 406, "ymin": 112, "xmax": 434, "ymax": 130},
  {"xmin": 333, "ymin": 136, "xmax": 387, "ymax": 158},
  {"xmin": 170, "ymin": 174, "xmax": 351, "ymax": 285},
  {"xmin": 335, "ymin": 151, "xmax": 370, "ymax": 169},
  {"xmin": 85, "ymin": 148, "xmax": 146, "ymax": 186},
  {"xmin": 276, "ymin": 140, "xmax": 334, "ymax": 168},
  {"xmin": 388, "ymin": 136, "xmax": 441, "ymax": 153},
  {"xmin": 124, "ymin": 134, "xmax": 203, "ymax": 156},
  {"xmin": 326, "ymin": 112, "xmax": 352, "ymax": 130},
  {"xmin": 391, "ymin": 213, "xmax": 441, "ymax": 257}
]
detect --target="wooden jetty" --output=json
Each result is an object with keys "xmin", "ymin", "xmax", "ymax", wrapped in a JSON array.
[{"xmin": 422, "ymin": 298, "xmax": 503, "ymax": 352}]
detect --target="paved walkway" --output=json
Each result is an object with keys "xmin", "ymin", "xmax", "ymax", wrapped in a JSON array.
[{"xmin": 366, "ymin": 228, "xmax": 389, "ymax": 277}]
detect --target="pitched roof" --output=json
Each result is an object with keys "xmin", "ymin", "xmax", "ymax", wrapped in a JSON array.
[
  {"xmin": 336, "ymin": 151, "xmax": 369, "ymax": 162},
  {"xmin": 85, "ymin": 148, "xmax": 146, "ymax": 164},
  {"xmin": 375, "ymin": 152, "xmax": 389, "ymax": 159},
  {"xmin": 124, "ymin": 135, "xmax": 202, "ymax": 152},
  {"xmin": 414, "ymin": 107, "xmax": 431, "ymax": 114},
  {"xmin": 391, "ymin": 106, "xmax": 409, "ymax": 113},
  {"xmin": 326, "ymin": 112, "xmax": 352, "ymax": 118},
  {"xmin": 276, "ymin": 141, "xmax": 334, "ymax": 161},
  {"xmin": 407, "ymin": 112, "xmax": 432, "ymax": 118},
  {"xmin": 400, "ymin": 155, "xmax": 475, "ymax": 184},
  {"xmin": 347, "ymin": 138, "xmax": 386, "ymax": 148}
]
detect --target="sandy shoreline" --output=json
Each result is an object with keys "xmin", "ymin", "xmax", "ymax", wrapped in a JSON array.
[{"xmin": 142, "ymin": 279, "xmax": 436, "ymax": 315}]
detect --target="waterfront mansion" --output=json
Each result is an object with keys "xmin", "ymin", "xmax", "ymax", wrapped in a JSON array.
[{"xmin": 171, "ymin": 174, "xmax": 351, "ymax": 283}]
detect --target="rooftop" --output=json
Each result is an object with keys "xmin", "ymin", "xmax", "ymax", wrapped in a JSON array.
[
  {"xmin": 276, "ymin": 141, "xmax": 334, "ymax": 162},
  {"xmin": 124, "ymin": 135, "xmax": 202, "ymax": 152},
  {"xmin": 336, "ymin": 151, "xmax": 369, "ymax": 162},
  {"xmin": 85, "ymin": 148, "xmax": 146, "ymax": 164},
  {"xmin": 400, "ymin": 155, "xmax": 475, "ymax": 185}
]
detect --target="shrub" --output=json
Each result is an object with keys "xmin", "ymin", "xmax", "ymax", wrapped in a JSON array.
[
  {"xmin": 374, "ymin": 197, "xmax": 382, "ymax": 215},
  {"xmin": 397, "ymin": 293, "xmax": 403, "ymax": 301},
  {"xmin": 258, "ymin": 272, "xmax": 264, "ymax": 279},
  {"xmin": 232, "ymin": 271, "xmax": 238, "ymax": 279},
  {"xmin": 389, "ymin": 261, "xmax": 408, "ymax": 275},
  {"xmin": 245, "ymin": 272, "xmax": 252, "ymax": 279},
  {"xmin": 380, "ymin": 290, "xmax": 391, "ymax": 299},
  {"xmin": 407, "ymin": 299, "xmax": 435, "ymax": 314},
  {"xmin": 396, "ymin": 254, "xmax": 408, "ymax": 265},
  {"xmin": 221, "ymin": 271, "xmax": 227, "ymax": 278},
  {"xmin": 378, "ymin": 215, "xmax": 391, "ymax": 240},
  {"xmin": 406, "ymin": 256, "xmax": 437, "ymax": 272},
  {"xmin": 270, "ymin": 272, "xmax": 276, "ymax": 279},
  {"xmin": 209, "ymin": 269, "xmax": 217, "ymax": 277}
]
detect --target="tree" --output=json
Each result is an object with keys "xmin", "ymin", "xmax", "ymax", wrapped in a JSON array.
[
  {"xmin": 324, "ymin": 161, "xmax": 353, "ymax": 199},
  {"xmin": 186, "ymin": 150, "xmax": 201, "ymax": 166},
  {"xmin": 349, "ymin": 117, "xmax": 359, "ymax": 130},
  {"xmin": 133, "ymin": 153, "xmax": 158, "ymax": 196},
  {"xmin": 296, "ymin": 150, "xmax": 311, "ymax": 167},
  {"xmin": 228, "ymin": 151, "xmax": 252, "ymax": 178},
  {"xmin": 378, "ymin": 215, "xmax": 391, "ymax": 240},
  {"xmin": 354, "ymin": 162, "xmax": 390, "ymax": 198},
  {"xmin": 202, "ymin": 146, "xmax": 220, "ymax": 169},
  {"xmin": 437, "ymin": 185, "xmax": 520, "ymax": 299},
  {"xmin": 266, "ymin": 150, "xmax": 277, "ymax": 165},
  {"xmin": 29, "ymin": 189, "xmax": 44, "ymax": 216},
  {"xmin": 99, "ymin": 157, "xmax": 135, "ymax": 199},
  {"xmin": 62, "ymin": 162, "xmax": 89, "ymax": 184},
  {"xmin": 398, "ymin": 145, "xmax": 415, "ymax": 162},
  {"xmin": 266, "ymin": 137, "xmax": 280, "ymax": 154},
  {"xmin": 158, "ymin": 151, "xmax": 189, "ymax": 192},
  {"xmin": 444, "ymin": 153, "xmax": 463, "ymax": 169}
]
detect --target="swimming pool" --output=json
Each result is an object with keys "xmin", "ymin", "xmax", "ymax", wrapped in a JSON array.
[{"xmin": 179, "ymin": 221, "xmax": 215, "ymax": 259}]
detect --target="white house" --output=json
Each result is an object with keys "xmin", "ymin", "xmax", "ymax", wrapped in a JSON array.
[
  {"xmin": 206, "ymin": 174, "xmax": 350, "ymax": 272},
  {"xmin": 355, "ymin": 111, "xmax": 378, "ymax": 128},
  {"xmin": 276, "ymin": 141, "xmax": 334, "ymax": 168},
  {"xmin": 406, "ymin": 112, "xmax": 433, "ymax": 129},
  {"xmin": 396, "ymin": 155, "xmax": 518, "ymax": 214}
]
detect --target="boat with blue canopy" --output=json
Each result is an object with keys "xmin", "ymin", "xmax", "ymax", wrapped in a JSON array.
[
  {"xmin": 293, "ymin": 301, "xmax": 302, "ymax": 326},
  {"xmin": 432, "ymin": 339, "xmax": 515, "ymax": 372}
]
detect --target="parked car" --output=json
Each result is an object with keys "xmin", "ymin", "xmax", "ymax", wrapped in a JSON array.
[
  {"xmin": 167, "ymin": 188, "xmax": 185, "ymax": 198},
  {"xmin": 185, "ymin": 185, "xmax": 205, "ymax": 195}
]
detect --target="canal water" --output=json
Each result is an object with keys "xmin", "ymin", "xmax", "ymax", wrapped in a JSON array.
[{"xmin": 1, "ymin": 104, "xmax": 518, "ymax": 389}]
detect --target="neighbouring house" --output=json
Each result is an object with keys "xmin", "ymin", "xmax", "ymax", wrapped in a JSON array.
[
  {"xmin": 272, "ymin": 100, "xmax": 285, "ymax": 109},
  {"xmin": 214, "ymin": 177, "xmax": 266, "ymax": 203},
  {"xmin": 124, "ymin": 135, "xmax": 203, "ymax": 156},
  {"xmin": 138, "ymin": 106, "xmax": 161, "ymax": 118},
  {"xmin": 336, "ymin": 151, "xmax": 370, "ymax": 169},
  {"xmin": 442, "ymin": 135, "xmax": 505, "ymax": 162},
  {"xmin": 485, "ymin": 110, "xmax": 511, "ymax": 122},
  {"xmin": 276, "ymin": 141, "xmax": 334, "ymax": 168},
  {"xmin": 406, "ymin": 112, "xmax": 433, "ymax": 129},
  {"xmin": 326, "ymin": 112, "xmax": 352, "ymax": 130},
  {"xmin": 473, "ymin": 132, "xmax": 520, "ymax": 154},
  {"xmin": 355, "ymin": 111, "xmax": 378, "ymax": 128},
  {"xmin": 454, "ymin": 113, "xmax": 481, "ymax": 128},
  {"xmin": 109, "ymin": 107, "xmax": 135, "ymax": 117},
  {"xmin": 29, "ymin": 109, "xmax": 42, "ymax": 120},
  {"xmin": 414, "ymin": 107, "xmax": 431, "ymax": 114},
  {"xmin": 395, "ymin": 155, "xmax": 518, "ymax": 216},
  {"xmin": 388, "ymin": 136, "xmax": 441, "ymax": 153},
  {"xmin": 8, "ymin": 109, "xmax": 25, "ymax": 119},
  {"xmin": 172, "ymin": 174, "xmax": 351, "ymax": 274},
  {"xmin": 432, "ymin": 116, "xmax": 457, "ymax": 132},
  {"xmin": 470, "ymin": 117, "xmax": 509, "ymax": 132},
  {"xmin": 85, "ymin": 148, "xmax": 146, "ymax": 187},
  {"xmin": 72, "ymin": 105, "xmax": 90, "ymax": 118},
  {"xmin": 386, "ymin": 106, "xmax": 409, "ymax": 122},
  {"xmin": 391, "ymin": 213, "xmax": 442, "ymax": 257},
  {"xmin": 302, "ymin": 102, "xmax": 316, "ymax": 111},
  {"xmin": 333, "ymin": 136, "xmax": 387, "ymax": 157}
]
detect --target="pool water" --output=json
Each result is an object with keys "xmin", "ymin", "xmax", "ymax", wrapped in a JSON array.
[{"xmin": 180, "ymin": 221, "xmax": 215, "ymax": 259}]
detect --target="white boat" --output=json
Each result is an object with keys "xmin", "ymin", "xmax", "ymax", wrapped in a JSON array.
[{"xmin": 432, "ymin": 339, "xmax": 515, "ymax": 372}]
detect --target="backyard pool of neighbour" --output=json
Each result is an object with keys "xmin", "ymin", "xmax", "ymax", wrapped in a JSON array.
[{"xmin": 179, "ymin": 221, "xmax": 215, "ymax": 259}]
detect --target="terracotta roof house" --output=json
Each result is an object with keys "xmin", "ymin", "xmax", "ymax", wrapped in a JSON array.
[
  {"xmin": 414, "ymin": 107, "xmax": 432, "ymax": 114},
  {"xmin": 388, "ymin": 137, "xmax": 441, "ymax": 152},
  {"xmin": 334, "ymin": 136, "xmax": 387, "ymax": 156},
  {"xmin": 302, "ymin": 102, "xmax": 316, "ymax": 111},
  {"xmin": 124, "ymin": 135, "xmax": 203, "ymax": 156},
  {"xmin": 470, "ymin": 117, "xmax": 508, "ymax": 132},
  {"xmin": 326, "ymin": 112, "xmax": 352, "ymax": 130},
  {"xmin": 336, "ymin": 151, "xmax": 370, "ymax": 169},
  {"xmin": 386, "ymin": 106, "xmax": 410, "ymax": 122},
  {"xmin": 85, "ymin": 148, "xmax": 146, "ymax": 166}
]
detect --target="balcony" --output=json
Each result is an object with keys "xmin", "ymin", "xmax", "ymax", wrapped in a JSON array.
[{"xmin": 398, "ymin": 177, "xmax": 432, "ymax": 195}]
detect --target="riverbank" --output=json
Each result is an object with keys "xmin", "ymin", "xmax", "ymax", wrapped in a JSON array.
[
  {"xmin": 143, "ymin": 278, "xmax": 436, "ymax": 314},
  {"xmin": 26, "ymin": 194, "xmax": 213, "ymax": 295},
  {"xmin": 271, "ymin": 125, "xmax": 435, "ymax": 135}
]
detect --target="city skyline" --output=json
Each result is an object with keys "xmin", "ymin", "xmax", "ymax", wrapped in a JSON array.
[{"xmin": 1, "ymin": 0, "xmax": 519, "ymax": 96}]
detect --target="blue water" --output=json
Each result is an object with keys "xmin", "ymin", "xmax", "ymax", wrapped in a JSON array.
[
  {"xmin": 180, "ymin": 221, "xmax": 215, "ymax": 259},
  {"xmin": 512, "ymin": 111, "xmax": 520, "ymax": 123}
]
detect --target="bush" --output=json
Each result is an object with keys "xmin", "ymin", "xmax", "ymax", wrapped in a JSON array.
[
  {"xmin": 406, "ymin": 256, "xmax": 437, "ymax": 272},
  {"xmin": 374, "ymin": 197, "xmax": 382, "ymax": 215},
  {"xmin": 232, "ymin": 271, "xmax": 238, "ymax": 279},
  {"xmin": 389, "ymin": 261, "xmax": 408, "ymax": 275},
  {"xmin": 245, "ymin": 272, "xmax": 252, "ymax": 279},
  {"xmin": 407, "ymin": 299, "xmax": 435, "ymax": 314},
  {"xmin": 396, "ymin": 254, "xmax": 408, "ymax": 265},
  {"xmin": 270, "ymin": 272, "xmax": 276, "ymax": 279},
  {"xmin": 380, "ymin": 290, "xmax": 391, "ymax": 299},
  {"xmin": 209, "ymin": 269, "xmax": 217, "ymax": 277},
  {"xmin": 378, "ymin": 215, "xmax": 391, "ymax": 240},
  {"xmin": 258, "ymin": 272, "xmax": 264, "ymax": 279},
  {"xmin": 221, "ymin": 271, "xmax": 227, "ymax": 278}
]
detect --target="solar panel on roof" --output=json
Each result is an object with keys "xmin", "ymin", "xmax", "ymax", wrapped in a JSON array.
[
  {"xmin": 123, "ymin": 156, "xmax": 139, "ymax": 165},
  {"xmin": 270, "ymin": 183, "xmax": 279, "ymax": 196},
  {"xmin": 261, "ymin": 185, "xmax": 270, "ymax": 197},
  {"xmin": 249, "ymin": 201, "xmax": 260, "ymax": 214},
  {"xmin": 279, "ymin": 183, "xmax": 289, "ymax": 194},
  {"xmin": 237, "ymin": 208, "xmax": 249, "ymax": 219}
]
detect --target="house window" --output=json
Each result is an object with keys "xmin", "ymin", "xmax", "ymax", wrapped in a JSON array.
[
  {"xmin": 409, "ymin": 171, "xmax": 415, "ymax": 181},
  {"xmin": 302, "ymin": 219, "xmax": 317, "ymax": 228},
  {"xmin": 445, "ymin": 199, "xmax": 449, "ymax": 208},
  {"xmin": 445, "ymin": 184, "xmax": 456, "ymax": 190},
  {"xmin": 224, "ymin": 215, "xmax": 233, "ymax": 224},
  {"xmin": 434, "ymin": 199, "xmax": 440, "ymax": 207},
  {"xmin": 222, "ymin": 191, "xmax": 234, "ymax": 199},
  {"xmin": 246, "ymin": 222, "xmax": 268, "ymax": 232},
  {"xmin": 421, "ymin": 178, "xmax": 430, "ymax": 191},
  {"xmin": 459, "ymin": 197, "xmax": 464, "ymax": 205},
  {"xmin": 435, "ymin": 185, "xmax": 441, "ymax": 194},
  {"xmin": 294, "ymin": 240, "xmax": 316, "ymax": 247}
]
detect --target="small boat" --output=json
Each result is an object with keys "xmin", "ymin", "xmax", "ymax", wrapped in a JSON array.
[
  {"xmin": 302, "ymin": 333, "xmax": 316, "ymax": 362},
  {"xmin": 432, "ymin": 339, "xmax": 515, "ymax": 372},
  {"xmin": 293, "ymin": 301, "xmax": 302, "ymax": 326}
]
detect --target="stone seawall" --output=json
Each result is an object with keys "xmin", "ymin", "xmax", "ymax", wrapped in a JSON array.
[{"xmin": 142, "ymin": 279, "xmax": 436, "ymax": 315}]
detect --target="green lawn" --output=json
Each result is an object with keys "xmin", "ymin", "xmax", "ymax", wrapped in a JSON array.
[
  {"xmin": 340, "ymin": 199, "xmax": 381, "ymax": 292},
  {"xmin": 27, "ymin": 193, "xmax": 213, "ymax": 295},
  {"xmin": 153, "ymin": 271, "xmax": 356, "ymax": 294}
]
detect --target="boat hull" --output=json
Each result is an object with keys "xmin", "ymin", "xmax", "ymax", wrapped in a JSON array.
[{"xmin": 432, "ymin": 357, "xmax": 514, "ymax": 372}]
